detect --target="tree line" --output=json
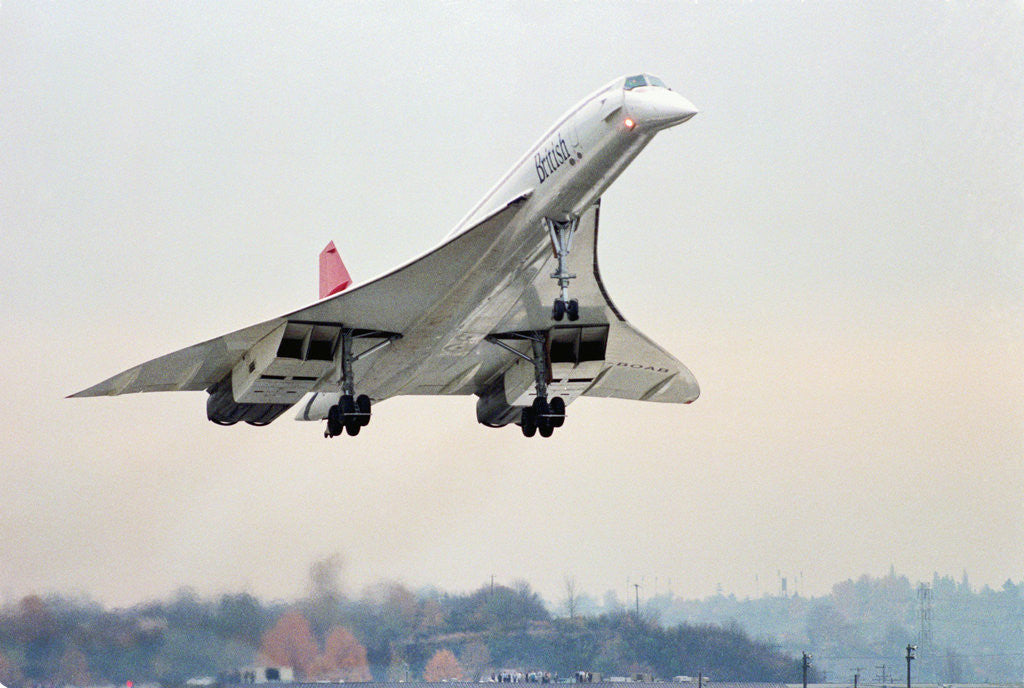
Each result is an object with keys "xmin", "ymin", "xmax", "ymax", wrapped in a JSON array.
[{"xmin": 0, "ymin": 570, "xmax": 804, "ymax": 686}]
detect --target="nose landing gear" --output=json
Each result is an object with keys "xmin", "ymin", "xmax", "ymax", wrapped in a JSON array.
[{"xmin": 546, "ymin": 216, "xmax": 580, "ymax": 322}]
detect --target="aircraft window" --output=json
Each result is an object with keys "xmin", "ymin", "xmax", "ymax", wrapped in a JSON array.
[
  {"xmin": 646, "ymin": 75, "xmax": 667, "ymax": 88},
  {"xmin": 623, "ymin": 74, "xmax": 648, "ymax": 90}
]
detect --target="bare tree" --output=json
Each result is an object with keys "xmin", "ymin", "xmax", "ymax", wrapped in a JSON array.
[
  {"xmin": 307, "ymin": 553, "xmax": 345, "ymax": 603},
  {"xmin": 460, "ymin": 641, "xmax": 492, "ymax": 682},
  {"xmin": 564, "ymin": 575, "xmax": 579, "ymax": 619}
]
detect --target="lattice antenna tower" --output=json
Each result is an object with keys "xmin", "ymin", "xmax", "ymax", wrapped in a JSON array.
[
  {"xmin": 917, "ymin": 583, "xmax": 933, "ymax": 679},
  {"xmin": 917, "ymin": 583, "xmax": 933, "ymax": 644}
]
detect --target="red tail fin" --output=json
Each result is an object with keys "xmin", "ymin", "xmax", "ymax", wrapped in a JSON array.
[{"xmin": 319, "ymin": 241, "xmax": 352, "ymax": 298}]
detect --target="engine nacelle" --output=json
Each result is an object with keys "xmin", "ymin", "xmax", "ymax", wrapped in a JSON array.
[
  {"xmin": 475, "ymin": 378, "xmax": 521, "ymax": 428},
  {"xmin": 206, "ymin": 377, "xmax": 294, "ymax": 426}
]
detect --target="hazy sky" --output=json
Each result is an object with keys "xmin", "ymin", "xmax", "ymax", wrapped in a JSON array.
[{"xmin": 1, "ymin": 1, "xmax": 1022, "ymax": 608}]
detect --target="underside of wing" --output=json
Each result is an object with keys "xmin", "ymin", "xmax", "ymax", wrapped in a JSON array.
[{"xmin": 583, "ymin": 320, "xmax": 700, "ymax": 403}]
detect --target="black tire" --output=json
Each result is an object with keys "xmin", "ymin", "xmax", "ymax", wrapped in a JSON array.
[
  {"xmin": 340, "ymin": 394, "xmax": 355, "ymax": 419},
  {"xmin": 521, "ymin": 408, "xmax": 537, "ymax": 437},
  {"xmin": 327, "ymin": 405, "xmax": 343, "ymax": 437},
  {"xmin": 539, "ymin": 423, "xmax": 554, "ymax": 438},
  {"xmin": 552, "ymin": 299, "xmax": 566, "ymax": 321},
  {"xmin": 549, "ymin": 396, "xmax": 565, "ymax": 427},
  {"xmin": 345, "ymin": 419, "xmax": 361, "ymax": 436},
  {"xmin": 567, "ymin": 299, "xmax": 580, "ymax": 321},
  {"xmin": 356, "ymin": 394, "xmax": 371, "ymax": 426}
]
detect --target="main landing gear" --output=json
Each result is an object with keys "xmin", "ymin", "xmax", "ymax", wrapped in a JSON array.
[
  {"xmin": 486, "ymin": 331, "xmax": 567, "ymax": 438},
  {"xmin": 323, "ymin": 327, "xmax": 400, "ymax": 438},
  {"xmin": 546, "ymin": 216, "xmax": 580, "ymax": 322},
  {"xmin": 522, "ymin": 333, "xmax": 566, "ymax": 437}
]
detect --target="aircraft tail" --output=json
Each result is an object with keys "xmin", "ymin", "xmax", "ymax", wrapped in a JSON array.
[{"xmin": 319, "ymin": 241, "xmax": 352, "ymax": 298}]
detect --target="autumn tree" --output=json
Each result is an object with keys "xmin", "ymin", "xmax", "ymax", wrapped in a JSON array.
[
  {"xmin": 0, "ymin": 650, "xmax": 22, "ymax": 686},
  {"xmin": 423, "ymin": 648, "xmax": 463, "ymax": 682},
  {"xmin": 259, "ymin": 610, "xmax": 319, "ymax": 679},
  {"xmin": 316, "ymin": 626, "xmax": 371, "ymax": 681}
]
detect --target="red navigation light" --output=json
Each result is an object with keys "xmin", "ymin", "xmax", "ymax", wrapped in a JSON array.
[
  {"xmin": 127, "ymin": 682, "xmax": 134, "ymax": 688},
  {"xmin": 623, "ymin": 118, "xmax": 636, "ymax": 130}
]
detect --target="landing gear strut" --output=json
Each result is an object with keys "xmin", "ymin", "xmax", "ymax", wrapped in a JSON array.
[
  {"xmin": 324, "ymin": 327, "xmax": 400, "ymax": 438},
  {"xmin": 546, "ymin": 216, "xmax": 580, "ymax": 322}
]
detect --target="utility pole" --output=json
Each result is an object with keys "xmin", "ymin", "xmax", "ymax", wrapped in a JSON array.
[
  {"xmin": 906, "ymin": 645, "xmax": 917, "ymax": 688},
  {"xmin": 854, "ymin": 667, "xmax": 863, "ymax": 688},
  {"xmin": 876, "ymin": 664, "xmax": 889, "ymax": 688},
  {"xmin": 802, "ymin": 652, "xmax": 811, "ymax": 688},
  {"xmin": 633, "ymin": 583, "xmax": 641, "ymax": 619}
]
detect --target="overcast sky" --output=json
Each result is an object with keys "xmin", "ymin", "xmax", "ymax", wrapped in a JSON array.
[{"xmin": 1, "ymin": 1, "xmax": 1022, "ymax": 608}]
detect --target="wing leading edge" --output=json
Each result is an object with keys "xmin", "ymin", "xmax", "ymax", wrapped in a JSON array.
[{"xmin": 70, "ymin": 196, "xmax": 530, "ymax": 399}]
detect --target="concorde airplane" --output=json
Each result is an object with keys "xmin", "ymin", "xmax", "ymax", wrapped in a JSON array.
[{"xmin": 72, "ymin": 74, "xmax": 700, "ymax": 438}]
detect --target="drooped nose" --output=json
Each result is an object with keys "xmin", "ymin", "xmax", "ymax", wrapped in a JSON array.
[{"xmin": 625, "ymin": 89, "xmax": 699, "ymax": 130}]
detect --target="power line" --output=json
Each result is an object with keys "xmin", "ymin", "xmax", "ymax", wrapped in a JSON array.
[{"xmin": 815, "ymin": 652, "xmax": 1024, "ymax": 661}]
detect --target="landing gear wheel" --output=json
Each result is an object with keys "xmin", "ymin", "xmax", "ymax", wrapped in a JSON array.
[
  {"xmin": 338, "ymin": 395, "xmax": 360, "ymax": 435},
  {"xmin": 356, "ymin": 394, "xmax": 371, "ymax": 426},
  {"xmin": 327, "ymin": 405, "xmax": 343, "ymax": 437},
  {"xmin": 552, "ymin": 299, "xmax": 566, "ymax": 321},
  {"xmin": 521, "ymin": 408, "xmax": 537, "ymax": 437},
  {"xmin": 533, "ymin": 397, "xmax": 554, "ymax": 437},
  {"xmin": 566, "ymin": 299, "xmax": 579, "ymax": 321},
  {"xmin": 549, "ymin": 396, "xmax": 566, "ymax": 427}
]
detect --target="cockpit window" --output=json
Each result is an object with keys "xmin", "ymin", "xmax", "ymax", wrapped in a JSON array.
[
  {"xmin": 624, "ymin": 74, "xmax": 669, "ymax": 90},
  {"xmin": 623, "ymin": 74, "xmax": 647, "ymax": 90}
]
